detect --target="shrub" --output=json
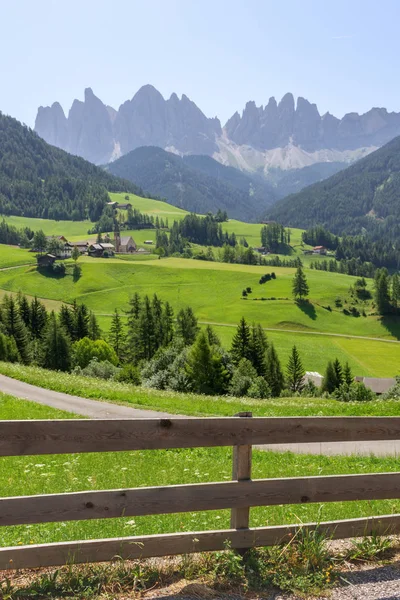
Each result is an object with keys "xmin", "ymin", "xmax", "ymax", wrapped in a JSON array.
[
  {"xmin": 73, "ymin": 337, "xmax": 118, "ymax": 369},
  {"xmin": 76, "ymin": 358, "xmax": 120, "ymax": 380},
  {"xmin": 115, "ymin": 364, "xmax": 141, "ymax": 385},
  {"xmin": 229, "ymin": 359, "xmax": 257, "ymax": 397},
  {"xmin": 247, "ymin": 376, "xmax": 271, "ymax": 399},
  {"xmin": 382, "ymin": 376, "xmax": 400, "ymax": 400},
  {"xmin": 333, "ymin": 382, "xmax": 375, "ymax": 402}
]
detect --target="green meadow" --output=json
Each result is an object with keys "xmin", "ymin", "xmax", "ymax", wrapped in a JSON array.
[
  {"xmin": 0, "ymin": 194, "xmax": 398, "ymax": 377},
  {"xmin": 0, "ymin": 256, "xmax": 397, "ymax": 375},
  {"xmin": 2, "ymin": 395, "xmax": 400, "ymax": 549}
]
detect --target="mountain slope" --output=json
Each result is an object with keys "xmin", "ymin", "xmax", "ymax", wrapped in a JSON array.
[
  {"xmin": 106, "ymin": 146, "xmax": 276, "ymax": 221},
  {"xmin": 266, "ymin": 135, "xmax": 400, "ymax": 237},
  {"xmin": 0, "ymin": 111, "xmax": 142, "ymax": 220}
]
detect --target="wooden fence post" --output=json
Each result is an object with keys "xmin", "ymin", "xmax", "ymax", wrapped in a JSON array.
[{"xmin": 230, "ymin": 412, "xmax": 253, "ymax": 548}]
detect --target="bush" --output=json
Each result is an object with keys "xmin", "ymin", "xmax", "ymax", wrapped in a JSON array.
[
  {"xmin": 229, "ymin": 359, "xmax": 257, "ymax": 397},
  {"xmin": 75, "ymin": 358, "xmax": 120, "ymax": 380},
  {"xmin": 115, "ymin": 364, "xmax": 141, "ymax": 385},
  {"xmin": 301, "ymin": 380, "xmax": 320, "ymax": 397},
  {"xmin": 247, "ymin": 376, "xmax": 271, "ymax": 399},
  {"xmin": 333, "ymin": 382, "xmax": 375, "ymax": 402},
  {"xmin": 72, "ymin": 338, "xmax": 118, "ymax": 369},
  {"xmin": 382, "ymin": 376, "xmax": 400, "ymax": 400}
]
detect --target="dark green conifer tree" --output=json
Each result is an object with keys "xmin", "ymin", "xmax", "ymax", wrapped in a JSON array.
[
  {"xmin": 176, "ymin": 307, "xmax": 199, "ymax": 345},
  {"xmin": 265, "ymin": 343, "xmax": 285, "ymax": 397},
  {"xmin": 292, "ymin": 265, "xmax": 309, "ymax": 300},
  {"xmin": 162, "ymin": 301, "xmax": 175, "ymax": 346},
  {"xmin": 30, "ymin": 296, "xmax": 47, "ymax": 339},
  {"xmin": 286, "ymin": 345, "xmax": 305, "ymax": 393},
  {"xmin": 230, "ymin": 317, "xmax": 252, "ymax": 365},
  {"xmin": 343, "ymin": 362, "xmax": 353, "ymax": 386},
  {"xmin": 322, "ymin": 360, "xmax": 338, "ymax": 394},
  {"xmin": 186, "ymin": 331, "xmax": 228, "ymax": 394},
  {"xmin": 40, "ymin": 312, "xmax": 71, "ymax": 371},
  {"xmin": 249, "ymin": 323, "xmax": 268, "ymax": 376},
  {"xmin": 3, "ymin": 296, "xmax": 31, "ymax": 364},
  {"xmin": 17, "ymin": 292, "xmax": 31, "ymax": 329},
  {"xmin": 88, "ymin": 312, "xmax": 101, "ymax": 340},
  {"xmin": 333, "ymin": 358, "xmax": 344, "ymax": 387},
  {"xmin": 109, "ymin": 309, "xmax": 125, "ymax": 361}
]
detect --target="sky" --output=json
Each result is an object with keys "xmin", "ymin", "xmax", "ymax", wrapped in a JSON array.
[{"xmin": 2, "ymin": 0, "xmax": 400, "ymax": 127}]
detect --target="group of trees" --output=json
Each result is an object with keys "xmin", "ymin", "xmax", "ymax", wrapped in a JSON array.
[
  {"xmin": 302, "ymin": 226, "xmax": 339, "ymax": 250},
  {"xmin": 0, "ymin": 293, "xmax": 101, "ymax": 370},
  {"xmin": 261, "ymin": 223, "xmax": 291, "ymax": 252},
  {"xmin": 310, "ymin": 258, "xmax": 376, "ymax": 279},
  {"xmin": 321, "ymin": 358, "xmax": 374, "ymax": 401},
  {"xmin": 374, "ymin": 268, "xmax": 400, "ymax": 315}
]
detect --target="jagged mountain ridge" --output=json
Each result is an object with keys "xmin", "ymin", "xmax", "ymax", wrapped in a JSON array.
[{"xmin": 35, "ymin": 86, "xmax": 400, "ymax": 186}]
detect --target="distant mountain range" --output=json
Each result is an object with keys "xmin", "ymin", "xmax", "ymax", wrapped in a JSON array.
[
  {"xmin": 266, "ymin": 134, "xmax": 400, "ymax": 238},
  {"xmin": 35, "ymin": 86, "xmax": 400, "ymax": 196}
]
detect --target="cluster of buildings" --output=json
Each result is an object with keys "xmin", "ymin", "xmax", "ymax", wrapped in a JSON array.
[{"xmin": 35, "ymin": 233, "xmax": 155, "ymax": 265}]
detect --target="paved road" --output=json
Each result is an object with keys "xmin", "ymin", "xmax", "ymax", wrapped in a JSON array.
[
  {"xmin": 2, "ymin": 373, "xmax": 400, "ymax": 456},
  {"xmin": 0, "ymin": 374, "xmax": 173, "ymax": 419}
]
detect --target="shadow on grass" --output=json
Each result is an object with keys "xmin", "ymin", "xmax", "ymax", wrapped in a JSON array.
[
  {"xmin": 37, "ymin": 266, "xmax": 66, "ymax": 280},
  {"xmin": 380, "ymin": 315, "xmax": 400, "ymax": 340},
  {"xmin": 296, "ymin": 299, "xmax": 317, "ymax": 320}
]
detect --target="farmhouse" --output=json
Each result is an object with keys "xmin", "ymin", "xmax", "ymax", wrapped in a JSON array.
[
  {"xmin": 36, "ymin": 253, "xmax": 56, "ymax": 267},
  {"xmin": 70, "ymin": 241, "xmax": 89, "ymax": 254},
  {"xmin": 116, "ymin": 202, "xmax": 132, "ymax": 210},
  {"xmin": 354, "ymin": 377, "xmax": 396, "ymax": 395},
  {"xmin": 88, "ymin": 242, "xmax": 115, "ymax": 257},
  {"xmin": 312, "ymin": 246, "xmax": 327, "ymax": 255},
  {"xmin": 304, "ymin": 371, "xmax": 324, "ymax": 387},
  {"xmin": 114, "ymin": 233, "xmax": 136, "ymax": 253}
]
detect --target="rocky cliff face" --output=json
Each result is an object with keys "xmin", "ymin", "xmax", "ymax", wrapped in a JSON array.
[
  {"xmin": 225, "ymin": 95, "xmax": 400, "ymax": 152},
  {"xmin": 35, "ymin": 85, "xmax": 221, "ymax": 164},
  {"xmin": 35, "ymin": 87, "xmax": 400, "ymax": 176}
]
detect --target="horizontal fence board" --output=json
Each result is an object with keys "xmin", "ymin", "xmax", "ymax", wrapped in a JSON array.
[
  {"xmin": 2, "ymin": 472, "xmax": 400, "ymax": 526},
  {"xmin": 1, "ymin": 514, "xmax": 400, "ymax": 570},
  {"xmin": 2, "ymin": 416, "xmax": 400, "ymax": 456}
]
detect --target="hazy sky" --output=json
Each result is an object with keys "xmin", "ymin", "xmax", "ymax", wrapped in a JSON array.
[{"xmin": 2, "ymin": 0, "xmax": 400, "ymax": 127}]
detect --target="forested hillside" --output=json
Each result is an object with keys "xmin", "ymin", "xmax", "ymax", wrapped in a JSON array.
[
  {"xmin": 106, "ymin": 146, "xmax": 276, "ymax": 221},
  {"xmin": 267, "ymin": 135, "xmax": 400, "ymax": 240},
  {"xmin": 0, "ymin": 112, "xmax": 142, "ymax": 221}
]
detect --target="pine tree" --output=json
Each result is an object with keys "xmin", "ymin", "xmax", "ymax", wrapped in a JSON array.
[
  {"xmin": 186, "ymin": 331, "xmax": 228, "ymax": 394},
  {"xmin": 392, "ymin": 273, "xmax": 400, "ymax": 308},
  {"xmin": 162, "ymin": 301, "xmax": 175, "ymax": 346},
  {"xmin": 230, "ymin": 317, "xmax": 252, "ymax": 365},
  {"xmin": 40, "ymin": 312, "xmax": 71, "ymax": 371},
  {"xmin": 59, "ymin": 304, "xmax": 75, "ymax": 339},
  {"xmin": 249, "ymin": 323, "xmax": 268, "ymax": 376},
  {"xmin": 333, "ymin": 358, "xmax": 343, "ymax": 387},
  {"xmin": 322, "ymin": 361, "xmax": 338, "ymax": 394},
  {"xmin": 265, "ymin": 343, "xmax": 285, "ymax": 397},
  {"xmin": 176, "ymin": 307, "xmax": 199, "ymax": 345},
  {"xmin": 152, "ymin": 294, "xmax": 164, "ymax": 349},
  {"xmin": 109, "ymin": 309, "xmax": 125, "ymax": 361},
  {"xmin": 3, "ymin": 296, "xmax": 31, "ymax": 364},
  {"xmin": 292, "ymin": 266, "xmax": 309, "ymax": 301},
  {"xmin": 343, "ymin": 362, "xmax": 353, "ymax": 386},
  {"xmin": 127, "ymin": 293, "xmax": 142, "ymax": 324},
  {"xmin": 30, "ymin": 296, "xmax": 47, "ymax": 339},
  {"xmin": 205, "ymin": 324, "xmax": 221, "ymax": 346},
  {"xmin": 286, "ymin": 345, "xmax": 305, "ymax": 393},
  {"xmin": 374, "ymin": 268, "xmax": 391, "ymax": 315},
  {"xmin": 88, "ymin": 312, "xmax": 101, "ymax": 340},
  {"xmin": 17, "ymin": 292, "xmax": 31, "ymax": 329},
  {"xmin": 136, "ymin": 296, "xmax": 156, "ymax": 360},
  {"xmin": 74, "ymin": 303, "xmax": 90, "ymax": 340}
]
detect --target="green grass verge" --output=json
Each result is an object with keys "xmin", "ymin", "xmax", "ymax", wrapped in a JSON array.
[
  {"xmin": 1, "ymin": 362, "xmax": 400, "ymax": 418},
  {"xmin": 2, "ymin": 395, "xmax": 400, "ymax": 549}
]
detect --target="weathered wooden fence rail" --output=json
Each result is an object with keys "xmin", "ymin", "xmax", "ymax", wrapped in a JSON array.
[{"xmin": 1, "ymin": 414, "xmax": 400, "ymax": 570}]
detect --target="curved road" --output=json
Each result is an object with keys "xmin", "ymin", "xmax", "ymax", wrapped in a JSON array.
[{"xmin": 1, "ymin": 373, "xmax": 400, "ymax": 456}]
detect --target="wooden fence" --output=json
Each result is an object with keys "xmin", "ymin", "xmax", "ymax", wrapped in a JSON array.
[{"xmin": 2, "ymin": 413, "xmax": 400, "ymax": 570}]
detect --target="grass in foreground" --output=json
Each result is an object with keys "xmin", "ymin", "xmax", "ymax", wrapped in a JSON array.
[
  {"xmin": 1, "ymin": 362, "xmax": 400, "ymax": 418},
  {"xmin": 2, "ymin": 395, "xmax": 400, "ymax": 551}
]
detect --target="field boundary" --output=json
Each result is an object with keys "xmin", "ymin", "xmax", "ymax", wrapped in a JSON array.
[{"xmin": 2, "ymin": 413, "xmax": 400, "ymax": 570}]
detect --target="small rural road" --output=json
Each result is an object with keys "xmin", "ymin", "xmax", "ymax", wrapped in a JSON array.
[{"xmin": 2, "ymin": 373, "xmax": 400, "ymax": 456}]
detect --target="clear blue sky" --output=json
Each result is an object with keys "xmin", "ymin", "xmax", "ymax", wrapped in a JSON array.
[{"xmin": 2, "ymin": 0, "xmax": 400, "ymax": 127}]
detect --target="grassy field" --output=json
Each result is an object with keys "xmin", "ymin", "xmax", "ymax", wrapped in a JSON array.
[
  {"xmin": 0, "ymin": 257, "xmax": 397, "ymax": 375},
  {"xmin": 2, "ymin": 395, "xmax": 400, "ymax": 549},
  {"xmin": 2, "ymin": 362, "xmax": 400, "ymax": 417},
  {"xmin": 0, "ymin": 196, "xmax": 398, "ymax": 377}
]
